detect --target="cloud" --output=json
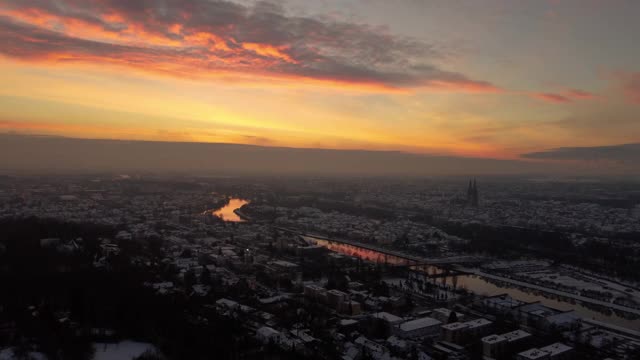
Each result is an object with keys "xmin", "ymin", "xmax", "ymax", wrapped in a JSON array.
[
  {"xmin": 521, "ymin": 143, "xmax": 640, "ymax": 163},
  {"xmin": 565, "ymin": 89, "xmax": 596, "ymax": 99},
  {"xmin": 620, "ymin": 72, "xmax": 640, "ymax": 104},
  {"xmin": 0, "ymin": 0, "xmax": 500, "ymax": 92},
  {"xmin": 533, "ymin": 93, "xmax": 572, "ymax": 104},
  {"xmin": 531, "ymin": 89, "xmax": 596, "ymax": 104}
]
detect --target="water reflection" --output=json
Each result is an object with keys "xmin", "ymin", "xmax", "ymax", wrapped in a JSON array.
[
  {"xmin": 305, "ymin": 235, "xmax": 640, "ymax": 330},
  {"xmin": 211, "ymin": 198, "xmax": 249, "ymax": 222}
]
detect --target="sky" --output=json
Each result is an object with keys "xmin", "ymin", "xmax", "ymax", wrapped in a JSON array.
[{"xmin": 1, "ymin": 0, "xmax": 639, "ymax": 172}]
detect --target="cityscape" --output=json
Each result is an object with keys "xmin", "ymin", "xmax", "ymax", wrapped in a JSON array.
[
  {"xmin": 0, "ymin": 175, "xmax": 639, "ymax": 359},
  {"xmin": 1, "ymin": 0, "xmax": 640, "ymax": 359}
]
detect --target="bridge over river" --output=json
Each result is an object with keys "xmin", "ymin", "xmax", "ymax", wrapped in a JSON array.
[
  {"xmin": 274, "ymin": 226, "xmax": 483, "ymax": 266},
  {"xmin": 273, "ymin": 226, "xmax": 640, "ymax": 329}
]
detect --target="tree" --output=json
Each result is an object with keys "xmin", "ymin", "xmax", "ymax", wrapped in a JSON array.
[
  {"xmin": 447, "ymin": 310, "xmax": 458, "ymax": 323},
  {"xmin": 184, "ymin": 269, "xmax": 197, "ymax": 290},
  {"xmin": 200, "ymin": 265, "xmax": 211, "ymax": 285}
]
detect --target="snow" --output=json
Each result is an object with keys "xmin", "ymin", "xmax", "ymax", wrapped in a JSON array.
[
  {"xmin": 399, "ymin": 317, "xmax": 441, "ymax": 332},
  {"xmin": 0, "ymin": 348, "xmax": 48, "ymax": 360},
  {"xmin": 92, "ymin": 341, "xmax": 156, "ymax": 360}
]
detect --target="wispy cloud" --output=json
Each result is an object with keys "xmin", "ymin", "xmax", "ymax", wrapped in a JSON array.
[
  {"xmin": 521, "ymin": 143, "xmax": 640, "ymax": 163},
  {"xmin": 531, "ymin": 88, "xmax": 596, "ymax": 104},
  {"xmin": 620, "ymin": 72, "xmax": 640, "ymax": 104},
  {"xmin": 0, "ymin": 0, "xmax": 500, "ymax": 92}
]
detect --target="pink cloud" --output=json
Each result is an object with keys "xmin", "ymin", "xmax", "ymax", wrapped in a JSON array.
[
  {"xmin": 533, "ymin": 93, "xmax": 572, "ymax": 104},
  {"xmin": 532, "ymin": 88, "xmax": 597, "ymax": 104},
  {"xmin": 565, "ymin": 89, "xmax": 596, "ymax": 99}
]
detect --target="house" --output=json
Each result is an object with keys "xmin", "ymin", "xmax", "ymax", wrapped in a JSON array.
[{"xmin": 257, "ymin": 326, "xmax": 281, "ymax": 344}]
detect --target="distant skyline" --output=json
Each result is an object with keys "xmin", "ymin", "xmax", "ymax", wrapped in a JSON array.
[{"xmin": 1, "ymin": 0, "xmax": 639, "ymax": 172}]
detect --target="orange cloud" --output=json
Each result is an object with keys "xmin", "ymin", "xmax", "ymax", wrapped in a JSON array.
[
  {"xmin": 0, "ymin": 0, "xmax": 499, "ymax": 93},
  {"xmin": 532, "ymin": 89, "xmax": 596, "ymax": 104},
  {"xmin": 242, "ymin": 42, "xmax": 297, "ymax": 64},
  {"xmin": 533, "ymin": 93, "xmax": 572, "ymax": 104}
]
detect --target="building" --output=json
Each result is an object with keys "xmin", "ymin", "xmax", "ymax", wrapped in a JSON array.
[
  {"xmin": 442, "ymin": 322, "xmax": 469, "ymax": 344},
  {"xmin": 517, "ymin": 343, "xmax": 572, "ymax": 360},
  {"xmin": 431, "ymin": 341, "xmax": 467, "ymax": 360},
  {"xmin": 431, "ymin": 308, "xmax": 465, "ymax": 323},
  {"xmin": 354, "ymin": 336, "xmax": 388, "ymax": 357},
  {"xmin": 482, "ymin": 330, "xmax": 531, "ymax": 360},
  {"xmin": 303, "ymin": 284, "xmax": 326, "ymax": 300},
  {"xmin": 369, "ymin": 311, "xmax": 404, "ymax": 337},
  {"xmin": 483, "ymin": 294, "xmax": 526, "ymax": 314},
  {"xmin": 517, "ymin": 343, "xmax": 573, "ymax": 360},
  {"xmin": 502, "ymin": 330, "xmax": 532, "ymax": 352},
  {"xmin": 442, "ymin": 318, "xmax": 493, "ymax": 345},
  {"xmin": 268, "ymin": 260, "xmax": 299, "ymax": 273},
  {"xmin": 256, "ymin": 326, "xmax": 281, "ymax": 344},
  {"xmin": 342, "ymin": 300, "xmax": 362, "ymax": 315},
  {"xmin": 396, "ymin": 317, "xmax": 442, "ymax": 339},
  {"xmin": 465, "ymin": 318, "xmax": 493, "ymax": 339},
  {"xmin": 371, "ymin": 312, "xmax": 403, "ymax": 326},
  {"xmin": 513, "ymin": 303, "xmax": 578, "ymax": 330},
  {"xmin": 326, "ymin": 289, "xmax": 348, "ymax": 308},
  {"xmin": 517, "ymin": 348, "xmax": 550, "ymax": 360},
  {"xmin": 482, "ymin": 334, "xmax": 507, "ymax": 360},
  {"xmin": 539, "ymin": 343, "xmax": 573, "ymax": 360}
]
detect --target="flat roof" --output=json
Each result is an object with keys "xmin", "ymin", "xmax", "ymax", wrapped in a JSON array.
[
  {"xmin": 339, "ymin": 319, "xmax": 359, "ymax": 326},
  {"xmin": 441, "ymin": 322, "xmax": 468, "ymax": 331},
  {"xmin": 517, "ymin": 348, "xmax": 550, "ymax": 359},
  {"xmin": 372, "ymin": 312, "xmax": 403, "ymax": 323},
  {"xmin": 464, "ymin": 318, "xmax": 492, "ymax": 328},
  {"xmin": 481, "ymin": 335, "xmax": 506, "ymax": 344},
  {"xmin": 502, "ymin": 330, "xmax": 531, "ymax": 342},
  {"xmin": 400, "ymin": 317, "xmax": 441, "ymax": 332},
  {"xmin": 540, "ymin": 342, "xmax": 572, "ymax": 355},
  {"xmin": 270, "ymin": 260, "xmax": 299, "ymax": 268}
]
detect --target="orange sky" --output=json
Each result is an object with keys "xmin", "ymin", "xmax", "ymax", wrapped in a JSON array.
[{"xmin": 1, "ymin": 0, "xmax": 639, "ymax": 163}]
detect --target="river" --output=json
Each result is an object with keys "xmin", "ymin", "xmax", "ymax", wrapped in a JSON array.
[
  {"xmin": 210, "ymin": 198, "xmax": 249, "ymax": 222},
  {"xmin": 304, "ymin": 235, "xmax": 640, "ymax": 330}
]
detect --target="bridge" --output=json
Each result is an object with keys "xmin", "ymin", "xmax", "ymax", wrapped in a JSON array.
[{"xmin": 273, "ymin": 226, "xmax": 482, "ymax": 267}]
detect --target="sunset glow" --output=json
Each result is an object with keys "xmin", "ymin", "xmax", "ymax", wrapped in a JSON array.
[{"xmin": 1, "ymin": 0, "xmax": 639, "ymax": 163}]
